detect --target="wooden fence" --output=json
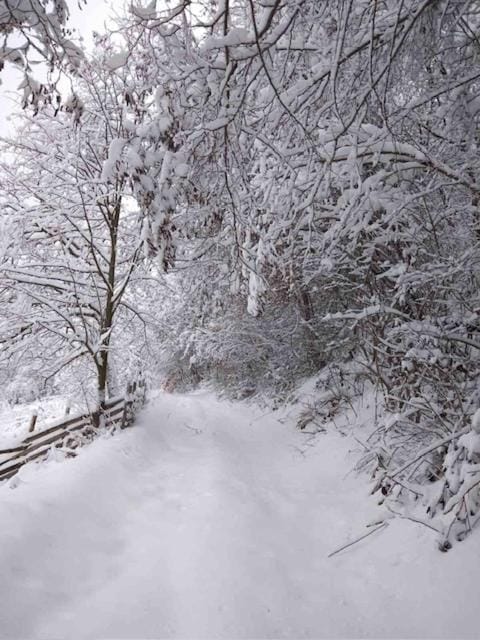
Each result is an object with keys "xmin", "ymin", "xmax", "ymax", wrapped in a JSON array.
[{"xmin": 0, "ymin": 379, "xmax": 146, "ymax": 483}]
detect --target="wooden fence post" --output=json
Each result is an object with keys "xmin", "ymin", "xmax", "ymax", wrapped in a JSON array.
[
  {"xmin": 28, "ymin": 413, "xmax": 38, "ymax": 433},
  {"xmin": 121, "ymin": 381, "xmax": 138, "ymax": 429},
  {"xmin": 92, "ymin": 409, "xmax": 100, "ymax": 429}
]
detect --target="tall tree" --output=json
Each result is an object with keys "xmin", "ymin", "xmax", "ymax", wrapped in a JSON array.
[{"xmin": 0, "ymin": 46, "xmax": 153, "ymax": 406}]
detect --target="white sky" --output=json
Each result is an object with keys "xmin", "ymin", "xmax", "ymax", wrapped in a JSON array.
[{"xmin": 0, "ymin": 0, "xmax": 115, "ymax": 136}]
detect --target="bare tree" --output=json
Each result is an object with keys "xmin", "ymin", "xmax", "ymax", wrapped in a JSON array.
[{"xmin": 0, "ymin": 49, "xmax": 149, "ymax": 408}]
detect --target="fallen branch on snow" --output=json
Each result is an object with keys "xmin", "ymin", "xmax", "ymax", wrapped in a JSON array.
[{"xmin": 327, "ymin": 522, "xmax": 389, "ymax": 558}]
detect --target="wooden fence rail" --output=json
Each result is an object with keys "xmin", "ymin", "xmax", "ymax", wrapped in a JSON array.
[{"xmin": 0, "ymin": 379, "xmax": 146, "ymax": 483}]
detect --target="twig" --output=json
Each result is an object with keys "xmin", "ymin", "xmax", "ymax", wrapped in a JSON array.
[
  {"xmin": 183, "ymin": 423, "xmax": 202, "ymax": 435},
  {"xmin": 327, "ymin": 522, "xmax": 389, "ymax": 558},
  {"xmin": 385, "ymin": 505, "xmax": 441, "ymax": 533},
  {"xmin": 388, "ymin": 429, "xmax": 468, "ymax": 480}
]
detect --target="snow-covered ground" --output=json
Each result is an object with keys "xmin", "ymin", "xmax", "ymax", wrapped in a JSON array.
[
  {"xmin": 0, "ymin": 390, "xmax": 478, "ymax": 638},
  {"xmin": 0, "ymin": 395, "xmax": 82, "ymax": 449}
]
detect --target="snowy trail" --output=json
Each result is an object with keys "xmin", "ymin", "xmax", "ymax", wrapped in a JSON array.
[{"xmin": 0, "ymin": 391, "xmax": 479, "ymax": 639}]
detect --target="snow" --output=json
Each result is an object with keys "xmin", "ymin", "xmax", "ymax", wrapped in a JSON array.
[
  {"xmin": 0, "ymin": 390, "xmax": 479, "ymax": 638},
  {"xmin": 174, "ymin": 162, "xmax": 189, "ymax": 178},
  {"xmin": 472, "ymin": 407, "xmax": 480, "ymax": 434},
  {"xmin": 202, "ymin": 28, "xmax": 251, "ymax": 52},
  {"xmin": 0, "ymin": 395, "xmax": 75, "ymax": 450},
  {"xmin": 101, "ymin": 137, "xmax": 126, "ymax": 182},
  {"xmin": 458, "ymin": 431, "xmax": 480, "ymax": 458},
  {"xmin": 130, "ymin": 0, "xmax": 157, "ymax": 20},
  {"xmin": 105, "ymin": 51, "xmax": 128, "ymax": 71}
]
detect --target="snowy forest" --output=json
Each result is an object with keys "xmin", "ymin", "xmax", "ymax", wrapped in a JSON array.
[{"xmin": 2, "ymin": 0, "xmax": 480, "ymax": 637}]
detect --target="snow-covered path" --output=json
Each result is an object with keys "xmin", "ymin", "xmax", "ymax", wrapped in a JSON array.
[{"xmin": 0, "ymin": 391, "xmax": 478, "ymax": 638}]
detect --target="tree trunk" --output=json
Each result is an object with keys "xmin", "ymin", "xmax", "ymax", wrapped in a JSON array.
[{"xmin": 96, "ymin": 200, "xmax": 121, "ymax": 411}]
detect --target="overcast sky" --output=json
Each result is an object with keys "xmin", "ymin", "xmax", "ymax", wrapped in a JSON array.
[{"xmin": 0, "ymin": 0, "xmax": 114, "ymax": 136}]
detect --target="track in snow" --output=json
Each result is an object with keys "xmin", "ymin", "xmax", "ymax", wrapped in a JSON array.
[{"xmin": 0, "ymin": 391, "xmax": 478, "ymax": 638}]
